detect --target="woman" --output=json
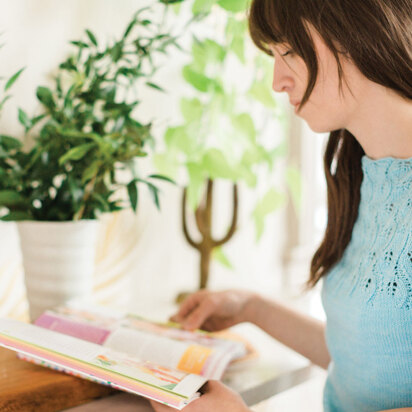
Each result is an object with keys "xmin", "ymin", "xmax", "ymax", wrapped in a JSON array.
[{"xmin": 151, "ymin": 0, "xmax": 412, "ymax": 410}]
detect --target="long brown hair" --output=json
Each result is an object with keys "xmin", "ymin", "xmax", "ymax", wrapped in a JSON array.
[{"xmin": 248, "ymin": 0, "xmax": 412, "ymax": 286}]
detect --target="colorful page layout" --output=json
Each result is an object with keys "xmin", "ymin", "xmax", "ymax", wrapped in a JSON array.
[
  {"xmin": 33, "ymin": 303, "xmax": 248, "ymax": 380},
  {"xmin": 0, "ymin": 318, "xmax": 207, "ymax": 410},
  {"xmin": 122, "ymin": 316, "xmax": 248, "ymax": 379},
  {"xmin": 35, "ymin": 311, "xmax": 112, "ymax": 344},
  {"xmin": 104, "ymin": 326, "xmax": 221, "ymax": 378},
  {"xmin": 125, "ymin": 315, "xmax": 246, "ymax": 355}
]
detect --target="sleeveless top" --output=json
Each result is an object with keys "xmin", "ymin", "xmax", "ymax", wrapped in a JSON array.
[{"xmin": 322, "ymin": 156, "xmax": 412, "ymax": 411}]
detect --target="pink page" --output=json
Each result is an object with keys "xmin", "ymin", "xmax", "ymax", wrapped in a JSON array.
[{"xmin": 35, "ymin": 312, "xmax": 111, "ymax": 345}]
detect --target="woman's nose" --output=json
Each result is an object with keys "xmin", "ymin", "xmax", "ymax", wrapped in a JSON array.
[{"xmin": 272, "ymin": 61, "xmax": 294, "ymax": 93}]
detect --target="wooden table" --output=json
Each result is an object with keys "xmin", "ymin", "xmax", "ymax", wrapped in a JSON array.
[{"xmin": 0, "ymin": 347, "xmax": 116, "ymax": 412}]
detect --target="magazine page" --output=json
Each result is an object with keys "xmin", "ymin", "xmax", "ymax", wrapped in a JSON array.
[
  {"xmin": 34, "ymin": 303, "xmax": 125, "ymax": 344},
  {"xmin": 34, "ymin": 303, "xmax": 248, "ymax": 380},
  {"xmin": 0, "ymin": 318, "xmax": 207, "ymax": 410},
  {"xmin": 107, "ymin": 316, "xmax": 248, "ymax": 379}
]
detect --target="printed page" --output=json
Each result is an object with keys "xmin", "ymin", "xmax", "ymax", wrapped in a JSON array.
[
  {"xmin": 105, "ymin": 318, "xmax": 247, "ymax": 379},
  {"xmin": 0, "ymin": 318, "xmax": 207, "ymax": 402},
  {"xmin": 35, "ymin": 311, "xmax": 112, "ymax": 344},
  {"xmin": 104, "ymin": 327, "xmax": 216, "ymax": 376},
  {"xmin": 16, "ymin": 352, "xmax": 202, "ymax": 410},
  {"xmin": 125, "ymin": 315, "xmax": 243, "ymax": 354},
  {"xmin": 33, "ymin": 303, "xmax": 248, "ymax": 379},
  {"xmin": 34, "ymin": 302, "xmax": 126, "ymax": 344}
]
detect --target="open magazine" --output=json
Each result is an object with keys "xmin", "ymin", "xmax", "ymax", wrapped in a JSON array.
[{"xmin": 0, "ymin": 302, "xmax": 252, "ymax": 410}]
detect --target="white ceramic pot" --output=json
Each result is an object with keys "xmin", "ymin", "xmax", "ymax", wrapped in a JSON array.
[{"xmin": 17, "ymin": 220, "xmax": 99, "ymax": 321}]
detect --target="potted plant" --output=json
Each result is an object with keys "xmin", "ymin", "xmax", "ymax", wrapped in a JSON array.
[
  {"xmin": 0, "ymin": 3, "xmax": 180, "ymax": 319},
  {"xmin": 0, "ymin": 65, "xmax": 25, "ymax": 186},
  {"xmin": 155, "ymin": 0, "xmax": 299, "ymax": 299}
]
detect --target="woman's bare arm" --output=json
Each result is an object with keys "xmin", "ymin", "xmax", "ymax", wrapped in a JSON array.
[{"xmin": 245, "ymin": 294, "xmax": 331, "ymax": 369}]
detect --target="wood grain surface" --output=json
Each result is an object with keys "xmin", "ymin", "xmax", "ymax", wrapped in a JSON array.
[{"xmin": 0, "ymin": 347, "xmax": 116, "ymax": 412}]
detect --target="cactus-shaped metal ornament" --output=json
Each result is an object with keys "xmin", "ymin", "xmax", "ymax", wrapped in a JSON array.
[{"xmin": 177, "ymin": 179, "xmax": 238, "ymax": 302}]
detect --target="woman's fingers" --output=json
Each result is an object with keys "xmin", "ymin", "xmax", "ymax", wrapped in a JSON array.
[
  {"xmin": 170, "ymin": 290, "xmax": 208, "ymax": 323},
  {"xmin": 170, "ymin": 290, "xmax": 244, "ymax": 331},
  {"xmin": 182, "ymin": 294, "xmax": 219, "ymax": 330},
  {"xmin": 170, "ymin": 294, "xmax": 200, "ymax": 322}
]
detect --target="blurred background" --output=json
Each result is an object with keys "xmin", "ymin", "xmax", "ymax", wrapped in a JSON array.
[{"xmin": 0, "ymin": 0, "xmax": 327, "ymax": 322}]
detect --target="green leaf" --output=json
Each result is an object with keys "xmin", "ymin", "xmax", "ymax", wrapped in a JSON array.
[
  {"xmin": 217, "ymin": 0, "xmax": 248, "ymax": 12},
  {"xmin": 186, "ymin": 162, "xmax": 205, "ymax": 211},
  {"xmin": 252, "ymin": 189, "xmax": 286, "ymax": 241},
  {"xmin": 36, "ymin": 86, "xmax": 56, "ymax": 110},
  {"xmin": 191, "ymin": 38, "xmax": 226, "ymax": 72},
  {"xmin": 226, "ymin": 18, "xmax": 247, "ymax": 62},
  {"xmin": 230, "ymin": 36, "xmax": 245, "ymax": 63},
  {"xmin": 146, "ymin": 82, "xmax": 165, "ymax": 92},
  {"xmin": 202, "ymin": 149, "xmax": 238, "ymax": 180},
  {"xmin": 182, "ymin": 65, "xmax": 213, "ymax": 93},
  {"xmin": 59, "ymin": 143, "xmax": 95, "ymax": 165},
  {"xmin": 286, "ymin": 166, "xmax": 302, "ymax": 212},
  {"xmin": 164, "ymin": 126, "xmax": 196, "ymax": 155},
  {"xmin": 85, "ymin": 29, "xmax": 98, "ymax": 46},
  {"xmin": 212, "ymin": 246, "xmax": 234, "ymax": 269},
  {"xmin": 111, "ymin": 41, "xmax": 124, "ymax": 62},
  {"xmin": 148, "ymin": 174, "xmax": 176, "ymax": 185},
  {"xmin": 64, "ymin": 84, "xmax": 76, "ymax": 109},
  {"xmin": 0, "ymin": 135, "xmax": 22, "ymax": 150},
  {"xmin": 146, "ymin": 182, "xmax": 160, "ymax": 210},
  {"xmin": 70, "ymin": 40, "xmax": 90, "ymax": 48},
  {"xmin": 1, "ymin": 210, "xmax": 32, "ymax": 221},
  {"xmin": 18, "ymin": 108, "xmax": 32, "ymax": 130},
  {"xmin": 4, "ymin": 67, "xmax": 25, "ymax": 92},
  {"xmin": 180, "ymin": 98, "xmax": 203, "ymax": 123},
  {"xmin": 57, "ymin": 128, "xmax": 104, "ymax": 145},
  {"xmin": 123, "ymin": 19, "xmax": 136, "ymax": 38},
  {"xmin": 127, "ymin": 181, "xmax": 138, "ymax": 212},
  {"xmin": 226, "ymin": 16, "xmax": 247, "ymax": 37},
  {"xmin": 232, "ymin": 113, "xmax": 256, "ymax": 142},
  {"xmin": 91, "ymin": 192, "xmax": 110, "ymax": 212},
  {"xmin": 249, "ymin": 82, "xmax": 276, "ymax": 108},
  {"xmin": 192, "ymin": 0, "xmax": 217, "ymax": 13},
  {"xmin": 204, "ymin": 39, "xmax": 226, "ymax": 62},
  {"xmin": 82, "ymin": 160, "xmax": 100, "ymax": 183},
  {"xmin": 31, "ymin": 114, "xmax": 46, "ymax": 127},
  {"xmin": 0, "ymin": 95, "xmax": 11, "ymax": 111},
  {"xmin": 159, "ymin": 0, "xmax": 186, "ymax": 4},
  {"xmin": 153, "ymin": 153, "xmax": 179, "ymax": 179},
  {"xmin": 0, "ymin": 190, "xmax": 26, "ymax": 207}
]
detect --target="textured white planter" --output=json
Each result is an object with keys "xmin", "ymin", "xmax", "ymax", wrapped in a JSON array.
[{"xmin": 17, "ymin": 220, "xmax": 99, "ymax": 321}]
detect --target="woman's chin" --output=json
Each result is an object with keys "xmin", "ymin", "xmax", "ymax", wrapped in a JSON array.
[{"xmin": 304, "ymin": 118, "xmax": 336, "ymax": 134}]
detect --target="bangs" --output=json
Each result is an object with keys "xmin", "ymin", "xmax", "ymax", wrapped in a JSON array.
[
  {"xmin": 248, "ymin": 0, "xmax": 292, "ymax": 55},
  {"xmin": 248, "ymin": 0, "xmax": 322, "ymax": 109}
]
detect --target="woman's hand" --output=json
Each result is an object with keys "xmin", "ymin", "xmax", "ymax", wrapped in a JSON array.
[
  {"xmin": 149, "ymin": 381, "xmax": 251, "ymax": 412},
  {"xmin": 171, "ymin": 289, "xmax": 258, "ymax": 331}
]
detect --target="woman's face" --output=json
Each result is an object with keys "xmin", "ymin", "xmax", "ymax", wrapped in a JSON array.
[{"xmin": 269, "ymin": 28, "xmax": 366, "ymax": 133}]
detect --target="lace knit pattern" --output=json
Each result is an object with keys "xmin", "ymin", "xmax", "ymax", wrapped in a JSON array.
[{"xmin": 322, "ymin": 156, "xmax": 412, "ymax": 412}]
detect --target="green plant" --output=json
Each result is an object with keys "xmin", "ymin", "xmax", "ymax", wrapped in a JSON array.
[
  {"xmin": 0, "ymin": 4, "xmax": 182, "ymax": 222},
  {"xmin": 0, "ymin": 63, "xmax": 26, "ymax": 218},
  {"xmin": 156, "ymin": 0, "xmax": 293, "ymax": 244},
  {"xmin": 153, "ymin": 0, "xmax": 299, "ymax": 293}
]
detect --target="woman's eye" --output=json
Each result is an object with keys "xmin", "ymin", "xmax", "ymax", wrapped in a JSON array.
[{"xmin": 281, "ymin": 50, "xmax": 293, "ymax": 57}]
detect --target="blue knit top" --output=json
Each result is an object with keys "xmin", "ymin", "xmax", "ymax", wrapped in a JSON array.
[{"xmin": 322, "ymin": 156, "xmax": 412, "ymax": 412}]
